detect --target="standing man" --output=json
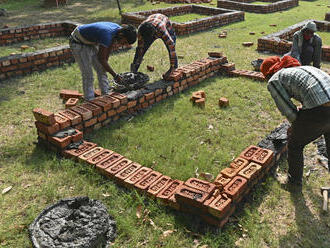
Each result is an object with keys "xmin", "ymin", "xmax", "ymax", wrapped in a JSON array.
[
  {"xmin": 287, "ymin": 21, "xmax": 322, "ymax": 69},
  {"xmin": 130, "ymin": 14, "xmax": 178, "ymax": 79},
  {"xmin": 69, "ymin": 22, "xmax": 137, "ymax": 100},
  {"xmin": 261, "ymin": 56, "xmax": 330, "ymax": 189}
]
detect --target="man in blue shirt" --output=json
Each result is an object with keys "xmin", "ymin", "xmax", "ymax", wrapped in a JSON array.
[
  {"xmin": 69, "ymin": 22, "xmax": 136, "ymax": 100},
  {"xmin": 261, "ymin": 56, "xmax": 330, "ymax": 189}
]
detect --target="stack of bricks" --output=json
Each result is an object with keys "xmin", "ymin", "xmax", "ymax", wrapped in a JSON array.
[
  {"xmin": 190, "ymin": 90, "xmax": 206, "ymax": 107},
  {"xmin": 257, "ymin": 19, "xmax": 330, "ymax": 62},
  {"xmin": 0, "ymin": 21, "xmax": 131, "ymax": 81},
  {"xmin": 157, "ymin": 0, "xmax": 211, "ymax": 3},
  {"xmin": 217, "ymin": 0, "xmax": 298, "ymax": 14},
  {"xmin": 121, "ymin": 5, "xmax": 244, "ymax": 36},
  {"xmin": 229, "ymin": 69, "xmax": 265, "ymax": 81},
  {"xmin": 326, "ymin": 13, "xmax": 330, "ymax": 22}
]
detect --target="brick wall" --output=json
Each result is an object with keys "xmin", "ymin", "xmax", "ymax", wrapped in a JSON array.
[
  {"xmin": 217, "ymin": 0, "xmax": 298, "ymax": 13},
  {"xmin": 326, "ymin": 13, "xmax": 330, "ymax": 22},
  {"xmin": 158, "ymin": 0, "xmax": 211, "ymax": 3},
  {"xmin": 33, "ymin": 54, "xmax": 289, "ymax": 227},
  {"xmin": 257, "ymin": 20, "xmax": 330, "ymax": 62},
  {"xmin": 121, "ymin": 5, "xmax": 244, "ymax": 35},
  {"xmin": 0, "ymin": 21, "xmax": 131, "ymax": 81}
]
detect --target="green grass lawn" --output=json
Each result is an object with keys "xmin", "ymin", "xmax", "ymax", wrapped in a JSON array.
[
  {"xmin": 169, "ymin": 13, "xmax": 210, "ymax": 23},
  {"xmin": 0, "ymin": 37, "xmax": 68, "ymax": 57},
  {"xmin": 0, "ymin": 0, "xmax": 330, "ymax": 247},
  {"xmin": 318, "ymin": 31, "xmax": 330, "ymax": 46}
]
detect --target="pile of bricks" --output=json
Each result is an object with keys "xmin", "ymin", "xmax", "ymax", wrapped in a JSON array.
[
  {"xmin": 0, "ymin": 21, "xmax": 132, "ymax": 81},
  {"xmin": 32, "ymin": 53, "xmax": 290, "ymax": 227},
  {"xmin": 257, "ymin": 19, "xmax": 330, "ymax": 62},
  {"xmin": 190, "ymin": 90, "xmax": 206, "ymax": 107},
  {"xmin": 217, "ymin": 0, "xmax": 298, "ymax": 13},
  {"xmin": 121, "ymin": 5, "xmax": 244, "ymax": 36}
]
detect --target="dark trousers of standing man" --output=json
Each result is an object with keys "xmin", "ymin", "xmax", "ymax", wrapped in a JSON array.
[{"xmin": 288, "ymin": 105, "xmax": 330, "ymax": 184}]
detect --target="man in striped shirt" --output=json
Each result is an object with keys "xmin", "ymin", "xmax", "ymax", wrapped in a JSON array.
[
  {"xmin": 130, "ymin": 14, "xmax": 178, "ymax": 79},
  {"xmin": 261, "ymin": 56, "xmax": 330, "ymax": 187}
]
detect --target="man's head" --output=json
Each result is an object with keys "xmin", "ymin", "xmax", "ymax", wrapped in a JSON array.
[
  {"xmin": 260, "ymin": 55, "xmax": 301, "ymax": 79},
  {"xmin": 138, "ymin": 22, "xmax": 156, "ymax": 43},
  {"xmin": 302, "ymin": 21, "xmax": 317, "ymax": 40},
  {"xmin": 117, "ymin": 24, "xmax": 137, "ymax": 44}
]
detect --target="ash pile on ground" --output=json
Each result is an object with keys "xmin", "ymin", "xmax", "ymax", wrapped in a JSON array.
[
  {"xmin": 112, "ymin": 72, "xmax": 149, "ymax": 92},
  {"xmin": 29, "ymin": 197, "xmax": 116, "ymax": 248}
]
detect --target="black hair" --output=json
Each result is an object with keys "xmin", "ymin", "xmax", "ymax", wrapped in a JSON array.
[
  {"xmin": 139, "ymin": 22, "xmax": 156, "ymax": 43},
  {"xmin": 119, "ymin": 25, "xmax": 137, "ymax": 44}
]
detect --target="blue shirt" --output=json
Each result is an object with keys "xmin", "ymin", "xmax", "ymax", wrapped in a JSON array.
[
  {"xmin": 78, "ymin": 22, "xmax": 121, "ymax": 47},
  {"xmin": 267, "ymin": 66, "xmax": 330, "ymax": 122}
]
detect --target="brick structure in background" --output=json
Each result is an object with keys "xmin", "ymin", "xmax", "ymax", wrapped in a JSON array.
[
  {"xmin": 121, "ymin": 5, "xmax": 244, "ymax": 35},
  {"xmin": 33, "ymin": 53, "xmax": 290, "ymax": 228},
  {"xmin": 326, "ymin": 13, "xmax": 330, "ymax": 22},
  {"xmin": 0, "ymin": 21, "xmax": 132, "ymax": 81},
  {"xmin": 217, "ymin": 0, "xmax": 298, "ymax": 13},
  {"xmin": 158, "ymin": 0, "xmax": 211, "ymax": 3},
  {"xmin": 258, "ymin": 19, "xmax": 330, "ymax": 62}
]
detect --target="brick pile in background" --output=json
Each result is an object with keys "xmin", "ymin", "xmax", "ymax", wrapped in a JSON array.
[
  {"xmin": 0, "ymin": 21, "xmax": 131, "ymax": 81},
  {"xmin": 258, "ymin": 19, "xmax": 330, "ymax": 62},
  {"xmin": 326, "ymin": 13, "xmax": 330, "ymax": 22},
  {"xmin": 32, "ymin": 51, "xmax": 291, "ymax": 227},
  {"xmin": 157, "ymin": 0, "xmax": 211, "ymax": 3},
  {"xmin": 217, "ymin": 0, "xmax": 298, "ymax": 13},
  {"xmin": 121, "ymin": 5, "xmax": 244, "ymax": 35}
]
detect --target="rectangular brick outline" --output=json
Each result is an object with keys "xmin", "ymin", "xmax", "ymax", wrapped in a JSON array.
[
  {"xmin": 33, "ymin": 53, "xmax": 289, "ymax": 227},
  {"xmin": 217, "ymin": 0, "xmax": 298, "ymax": 13},
  {"xmin": 121, "ymin": 4, "xmax": 244, "ymax": 35},
  {"xmin": 257, "ymin": 19, "xmax": 330, "ymax": 62},
  {"xmin": 0, "ymin": 21, "xmax": 131, "ymax": 81}
]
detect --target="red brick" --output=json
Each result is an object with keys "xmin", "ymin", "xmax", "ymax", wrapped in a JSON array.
[
  {"xmin": 65, "ymin": 98, "xmax": 79, "ymax": 109},
  {"xmin": 184, "ymin": 178, "xmax": 216, "ymax": 194},
  {"xmin": 81, "ymin": 102, "xmax": 102, "ymax": 116},
  {"xmin": 214, "ymin": 174, "xmax": 231, "ymax": 189},
  {"xmin": 104, "ymin": 158, "xmax": 132, "ymax": 179},
  {"xmin": 175, "ymin": 185, "xmax": 210, "ymax": 209},
  {"xmin": 35, "ymin": 121, "xmax": 60, "ymax": 135},
  {"xmin": 108, "ymin": 92, "xmax": 128, "ymax": 105},
  {"xmin": 223, "ymin": 176, "xmax": 247, "ymax": 201},
  {"xmin": 48, "ymin": 134, "xmax": 72, "ymax": 149},
  {"xmin": 208, "ymin": 52, "xmax": 223, "ymax": 58},
  {"xmin": 72, "ymin": 129, "xmax": 83, "ymax": 143},
  {"xmin": 127, "ymin": 100, "xmax": 137, "ymax": 108},
  {"xmin": 93, "ymin": 122, "xmax": 102, "ymax": 130},
  {"xmin": 33, "ymin": 108, "xmax": 56, "ymax": 125},
  {"xmin": 107, "ymin": 109, "xmax": 117, "ymax": 117},
  {"xmin": 58, "ymin": 109, "xmax": 82, "ymax": 126},
  {"xmin": 218, "ymin": 97, "xmax": 229, "ymax": 107},
  {"xmin": 62, "ymin": 141, "xmax": 97, "ymax": 159},
  {"xmin": 74, "ymin": 123, "xmax": 83, "ymax": 131},
  {"xmin": 155, "ymin": 95, "xmax": 162, "ymax": 102},
  {"xmin": 115, "ymin": 162, "xmax": 142, "ymax": 183},
  {"xmin": 238, "ymin": 162, "xmax": 262, "ymax": 182},
  {"xmin": 70, "ymin": 105, "xmax": 93, "ymax": 121},
  {"xmin": 94, "ymin": 89, "xmax": 101, "ymax": 97},
  {"xmin": 84, "ymin": 117, "xmax": 97, "ymax": 128},
  {"xmin": 157, "ymin": 179, "xmax": 183, "ymax": 201},
  {"xmin": 141, "ymin": 102, "xmax": 149, "ymax": 108},
  {"xmin": 54, "ymin": 114, "xmax": 71, "ymax": 130},
  {"xmin": 194, "ymin": 98, "xmax": 205, "ymax": 107},
  {"xmin": 139, "ymin": 96, "xmax": 145, "ymax": 104},
  {"xmin": 90, "ymin": 98, "xmax": 112, "ymax": 112},
  {"xmin": 144, "ymin": 92, "xmax": 155, "ymax": 101},
  {"xmin": 207, "ymin": 193, "xmax": 232, "ymax": 219},
  {"xmin": 78, "ymin": 147, "xmax": 104, "ymax": 163},
  {"xmin": 220, "ymin": 167, "xmax": 241, "ymax": 178},
  {"xmin": 95, "ymin": 153, "xmax": 123, "ymax": 174},
  {"xmin": 147, "ymin": 176, "xmax": 172, "ymax": 198},
  {"xmin": 134, "ymin": 171, "xmax": 162, "ymax": 191},
  {"xmin": 97, "ymin": 112, "xmax": 107, "ymax": 122},
  {"xmin": 147, "ymin": 65, "xmax": 154, "ymax": 71},
  {"xmin": 149, "ymin": 99, "xmax": 155, "ymax": 105},
  {"xmin": 124, "ymin": 167, "xmax": 152, "ymax": 188},
  {"xmin": 240, "ymin": 145, "xmax": 262, "ymax": 161},
  {"xmin": 200, "ymin": 212, "xmax": 230, "ymax": 228},
  {"xmin": 102, "ymin": 95, "xmax": 120, "ymax": 108},
  {"xmin": 230, "ymin": 157, "xmax": 249, "ymax": 170},
  {"xmin": 60, "ymin": 89, "xmax": 83, "ymax": 100},
  {"xmin": 116, "ymin": 105, "xmax": 127, "ymax": 114},
  {"xmin": 155, "ymin": 88, "xmax": 163, "ymax": 96},
  {"xmin": 251, "ymin": 148, "xmax": 274, "ymax": 168}
]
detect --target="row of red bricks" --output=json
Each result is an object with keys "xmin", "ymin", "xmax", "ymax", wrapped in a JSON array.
[
  {"xmin": 157, "ymin": 0, "xmax": 211, "ymax": 3},
  {"xmin": 48, "ymin": 138, "xmax": 276, "ymax": 227},
  {"xmin": 121, "ymin": 5, "xmax": 244, "ymax": 36},
  {"xmin": 33, "ymin": 55, "xmax": 230, "ymax": 148},
  {"xmin": 217, "ymin": 0, "xmax": 298, "ymax": 14}
]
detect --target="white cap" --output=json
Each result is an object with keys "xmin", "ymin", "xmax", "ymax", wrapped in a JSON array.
[{"xmin": 304, "ymin": 21, "xmax": 317, "ymax": 32}]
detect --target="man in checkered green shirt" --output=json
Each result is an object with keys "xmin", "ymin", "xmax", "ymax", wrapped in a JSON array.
[{"xmin": 261, "ymin": 56, "xmax": 330, "ymax": 187}]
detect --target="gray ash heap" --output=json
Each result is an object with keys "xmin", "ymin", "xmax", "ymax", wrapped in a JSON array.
[
  {"xmin": 29, "ymin": 197, "xmax": 116, "ymax": 248},
  {"xmin": 112, "ymin": 72, "xmax": 149, "ymax": 92}
]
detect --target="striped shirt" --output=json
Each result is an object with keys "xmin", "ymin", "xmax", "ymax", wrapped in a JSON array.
[
  {"xmin": 133, "ymin": 14, "xmax": 178, "ymax": 69},
  {"xmin": 267, "ymin": 66, "xmax": 330, "ymax": 122}
]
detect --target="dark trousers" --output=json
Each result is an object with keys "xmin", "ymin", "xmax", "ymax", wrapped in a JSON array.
[
  {"xmin": 288, "ymin": 105, "xmax": 330, "ymax": 183},
  {"xmin": 301, "ymin": 43, "xmax": 314, "ymax": 66}
]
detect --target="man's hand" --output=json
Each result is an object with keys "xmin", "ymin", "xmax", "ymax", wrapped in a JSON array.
[
  {"xmin": 114, "ymin": 74, "xmax": 122, "ymax": 83},
  {"xmin": 130, "ymin": 63, "xmax": 138, "ymax": 73}
]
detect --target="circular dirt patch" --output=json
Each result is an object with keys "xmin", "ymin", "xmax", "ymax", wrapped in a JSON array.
[{"xmin": 29, "ymin": 196, "xmax": 116, "ymax": 248}]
